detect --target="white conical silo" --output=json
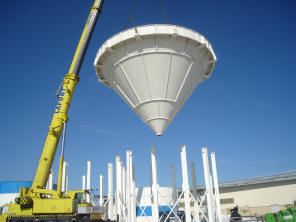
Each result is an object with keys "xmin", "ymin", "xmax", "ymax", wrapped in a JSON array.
[{"xmin": 94, "ymin": 24, "xmax": 216, "ymax": 135}]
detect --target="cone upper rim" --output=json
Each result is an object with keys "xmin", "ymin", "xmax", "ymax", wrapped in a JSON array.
[{"xmin": 94, "ymin": 24, "xmax": 216, "ymax": 87}]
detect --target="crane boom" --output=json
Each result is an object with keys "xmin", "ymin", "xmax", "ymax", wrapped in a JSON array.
[
  {"xmin": 32, "ymin": 0, "xmax": 104, "ymax": 190},
  {"xmin": 0, "ymin": 2, "xmax": 108, "ymax": 221}
]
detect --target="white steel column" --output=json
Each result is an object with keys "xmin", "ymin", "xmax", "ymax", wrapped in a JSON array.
[
  {"xmin": 108, "ymin": 163, "xmax": 114, "ymax": 220},
  {"xmin": 202, "ymin": 147, "xmax": 214, "ymax": 222},
  {"xmin": 121, "ymin": 163, "xmax": 127, "ymax": 221},
  {"xmin": 170, "ymin": 165, "xmax": 178, "ymax": 217},
  {"xmin": 61, "ymin": 161, "xmax": 67, "ymax": 192},
  {"xmin": 99, "ymin": 174, "xmax": 104, "ymax": 206},
  {"xmin": 115, "ymin": 156, "xmax": 122, "ymax": 222},
  {"xmin": 66, "ymin": 163, "xmax": 68, "ymax": 192},
  {"xmin": 126, "ymin": 151, "xmax": 131, "ymax": 222},
  {"xmin": 82, "ymin": 175, "xmax": 86, "ymax": 190},
  {"xmin": 191, "ymin": 162, "xmax": 200, "ymax": 222},
  {"xmin": 47, "ymin": 170, "xmax": 53, "ymax": 190},
  {"xmin": 151, "ymin": 146, "xmax": 159, "ymax": 222},
  {"xmin": 211, "ymin": 152, "xmax": 222, "ymax": 222},
  {"xmin": 180, "ymin": 145, "xmax": 192, "ymax": 222},
  {"xmin": 86, "ymin": 161, "xmax": 91, "ymax": 203},
  {"xmin": 87, "ymin": 161, "xmax": 91, "ymax": 190},
  {"xmin": 209, "ymin": 173, "xmax": 214, "ymax": 214},
  {"xmin": 150, "ymin": 166, "xmax": 153, "ymax": 188},
  {"xmin": 131, "ymin": 164, "xmax": 136, "ymax": 222},
  {"xmin": 66, "ymin": 174, "xmax": 68, "ymax": 192}
]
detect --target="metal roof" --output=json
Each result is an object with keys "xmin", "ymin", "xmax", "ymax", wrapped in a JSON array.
[
  {"xmin": 177, "ymin": 172, "xmax": 296, "ymax": 193},
  {"xmin": 218, "ymin": 171, "xmax": 296, "ymax": 188}
]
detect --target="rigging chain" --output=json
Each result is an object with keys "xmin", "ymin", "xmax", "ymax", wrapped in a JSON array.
[
  {"xmin": 124, "ymin": 0, "xmax": 170, "ymax": 32},
  {"xmin": 123, "ymin": 0, "xmax": 139, "ymax": 31},
  {"xmin": 157, "ymin": 0, "xmax": 170, "ymax": 23}
]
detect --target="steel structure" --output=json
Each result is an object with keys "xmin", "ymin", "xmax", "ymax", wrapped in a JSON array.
[{"xmin": 94, "ymin": 24, "xmax": 216, "ymax": 136}]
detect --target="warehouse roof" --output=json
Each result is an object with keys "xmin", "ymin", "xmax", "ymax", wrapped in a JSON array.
[
  {"xmin": 218, "ymin": 171, "xmax": 296, "ymax": 188},
  {"xmin": 179, "ymin": 172, "xmax": 296, "ymax": 193}
]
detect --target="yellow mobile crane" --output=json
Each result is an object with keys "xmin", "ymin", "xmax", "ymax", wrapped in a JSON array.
[{"xmin": 0, "ymin": 0, "xmax": 105, "ymax": 221}]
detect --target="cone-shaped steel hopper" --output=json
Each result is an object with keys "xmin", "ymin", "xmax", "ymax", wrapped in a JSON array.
[{"xmin": 94, "ymin": 24, "xmax": 216, "ymax": 135}]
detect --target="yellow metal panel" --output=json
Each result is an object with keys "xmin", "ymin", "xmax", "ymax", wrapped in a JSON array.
[
  {"xmin": 0, "ymin": 215, "xmax": 8, "ymax": 222},
  {"xmin": 33, "ymin": 198, "xmax": 73, "ymax": 214},
  {"xmin": 8, "ymin": 203, "xmax": 33, "ymax": 216}
]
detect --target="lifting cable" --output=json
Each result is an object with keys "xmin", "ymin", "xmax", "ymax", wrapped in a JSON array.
[
  {"xmin": 123, "ymin": 0, "xmax": 139, "ymax": 31},
  {"xmin": 123, "ymin": 0, "xmax": 170, "ymax": 32},
  {"xmin": 157, "ymin": 0, "xmax": 170, "ymax": 24}
]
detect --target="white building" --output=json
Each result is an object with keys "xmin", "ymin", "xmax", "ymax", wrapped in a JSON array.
[
  {"xmin": 0, "ymin": 181, "xmax": 32, "ymax": 207},
  {"xmin": 179, "ymin": 172, "xmax": 296, "ymax": 216},
  {"xmin": 217, "ymin": 172, "xmax": 296, "ymax": 215}
]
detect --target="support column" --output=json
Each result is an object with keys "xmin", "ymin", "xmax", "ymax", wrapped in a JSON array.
[
  {"xmin": 191, "ymin": 162, "xmax": 200, "ymax": 222},
  {"xmin": 131, "ymin": 164, "xmax": 136, "ymax": 222},
  {"xmin": 66, "ymin": 174, "xmax": 68, "ymax": 193},
  {"xmin": 86, "ymin": 161, "xmax": 91, "ymax": 203},
  {"xmin": 202, "ymin": 147, "xmax": 214, "ymax": 222},
  {"xmin": 170, "ymin": 165, "xmax": 178, "ymax": 217},
  {"xmin": 82, "ymin": 175, "xmax": 86, "ymax": 190},
  {"xmin": 99, "ymin": 174, "xmax": 104, "ymax": 206},
  {"xmin": 121, "ymin": 162, "xmax": 126, "ymax": 221},
  {"xmin": 87, "ymin": 161, "xmax": 91, "ymax": 190},
  {"xmin": 126, "ymin": 151, "xmax": 131, "ymax": 222},
  {"xmin": 61, "ymin": 161, "xmax": 67, "ymax": 192},
  {"xmin": 108, "ymin": 163, "xmax": 114, "ymax": 220},
  {"xmin": 211, "ymin": 152, "xmax": 222, "ymax": 222},
  {"xmin": 115, "ymin": 156, "xmax": 122, "ymax": 222},
  {"xmin": 47, "ymin": 170, "xmax": 54, "ymax": 190},
  {"xmin": 151, "ymin": 146, "xmax": 159, "ymax": 222},
  {"xmin": 180, "ymin": 145, "xmax": 191, "ymax": 222}
]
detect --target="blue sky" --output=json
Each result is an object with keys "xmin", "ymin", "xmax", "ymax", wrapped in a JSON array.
[{"xmin": 0, "ymin": 0, "xmax": 295, "ymax": 194}]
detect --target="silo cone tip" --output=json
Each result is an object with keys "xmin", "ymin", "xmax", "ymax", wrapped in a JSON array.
[{"xmin": 147, "ymin": 118, "xmax": 170, "ymax": 136}]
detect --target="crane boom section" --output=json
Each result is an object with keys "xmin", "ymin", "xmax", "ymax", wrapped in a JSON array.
[
  {"xmin": 69, "ymin": 0, "xmax": 103, "ymax": 75},
  {"xmin": 32, "ymin": 0, "xmax": 104, "ymax": 190},
  {"xmin": 32, "ymin": 74, "xmax": 78, "ymax": 189}
]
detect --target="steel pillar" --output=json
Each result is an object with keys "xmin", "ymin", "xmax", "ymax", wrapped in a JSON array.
[
  {"xmin": 211, "ymin": 152, "xmax": 222, "ymax": 222},
  {"xmin": 180, "ymin": 145, "xmax": 192, "ymax": 222},
  {"xmin": 170, "ymin": 165, "xmax": 178, "ymax": 218},
  {"xmin": 47, "ymin": 170, "xmax": 54, "ymax": 190},
  {"xmin": 191, "ymin": 162, "xmax": 200, "ymax": 222},
  {"xmin": 151, "ymin": 146, "xmax": 159, "ymax": 222},
  {"xmin": 126, "ymin": 151, "xmax": 131, "ymax": 222},
  {"xmin": 86, "ymin": 160, "xmax": 91, "ymax": 203},
  {"xmin": 108, "ymin": 163, "xmax": 114, "ymax": 220},
  {"xmin": 121, "ymin": 162, "xmax": 127, "ymax": 221},
  {"xmin": 131, "ymin": 164, "xmax": 136, "ymax": 222},
  {"xmin": 61, "ymin": 161, "xmax": 67, "ymax": 192},
  {"xmin": 115, "ymin": 156, "xmax": 122, "ymax": 222},
  {"xmin": 65, "ymin": 174, "xmax": 68, "ymax": 192},
  {"xmin": 99, "ymin": 174, "xmax": 104, "ymax": 206},
  {"xmin": 82, "ymin": 175, "xmax": 86, "ymax": 190},
  {"xmin": 202, "ymin": 148, "xmax": 214, "ymax": 222}
]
